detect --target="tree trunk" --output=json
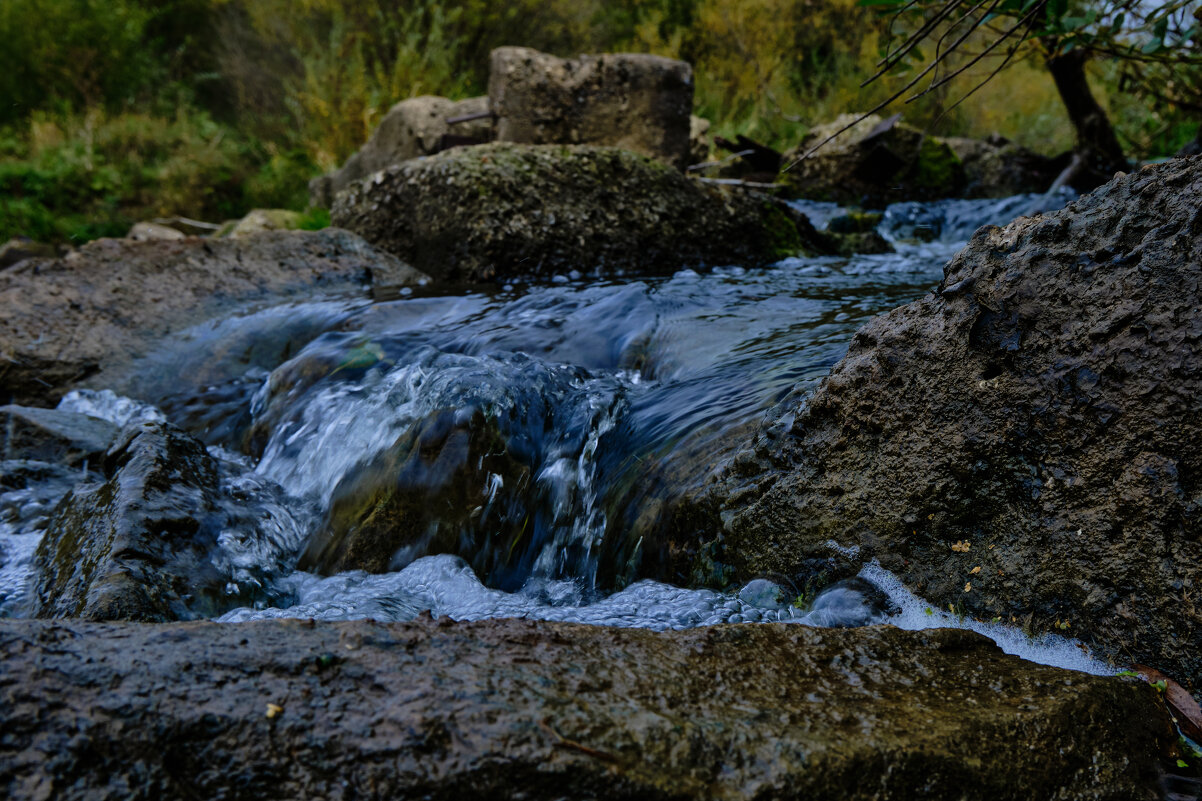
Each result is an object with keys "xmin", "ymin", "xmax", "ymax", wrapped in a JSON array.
[{"xmin": 1045, "ymin": 49, "xmax": 1129, "ymax": 191}]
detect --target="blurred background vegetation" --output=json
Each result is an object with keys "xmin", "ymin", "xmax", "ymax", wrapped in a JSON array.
[{"xmin": 1, "ymin": 0, "xmax": 1196, "ymax": 244}]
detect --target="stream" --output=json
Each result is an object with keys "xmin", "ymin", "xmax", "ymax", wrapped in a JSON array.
[{"xmin": 0, "ymin": 190, "xmax": 1113, "ymax": 674}]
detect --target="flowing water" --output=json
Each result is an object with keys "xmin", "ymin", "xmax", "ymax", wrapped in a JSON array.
[{"xmin": 0, "ymin": 190, "xmax": 1114, "ymax": 674}]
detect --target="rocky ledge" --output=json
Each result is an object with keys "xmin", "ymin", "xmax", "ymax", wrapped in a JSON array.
[
  {"xmin": 0, "ymin": 617, "xmax": 1174, "ymax": 800},
  {"xmin": 703, "ymin": 157, "xmax": 1202, "ymax": 687},
  {"xmin": 0, "ymin": 229, "xmax": 428, "ymax": 407}
]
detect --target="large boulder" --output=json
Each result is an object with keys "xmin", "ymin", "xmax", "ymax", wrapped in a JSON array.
[
  {"xmin": 0, "ymin": 617, "xmax": 1174, "ymax": 800},
  {"xmin": 490, "ymin": 47, "xmax": 693, "ymax": 169},
  {"xmin": 309, "ymin": 95, "xmax": 490, "ymax": 207},
  {"xmin": 713, "ymin": 158, "xmax": 1202, "ymax": 687},
  {"xmin": 944, "ymin": 135, "xmax": 1065, "ymax": 198},
  {"xmin": 782, "ymin": 113, "xmax": 965, "ymax": 206},
  {"xmin": 0, "ymin": 229, "xmax": 428, "ymax": 406},
  {"xmin": 331, "ymin": 143, "xmax": 829, "ymax": 283}
]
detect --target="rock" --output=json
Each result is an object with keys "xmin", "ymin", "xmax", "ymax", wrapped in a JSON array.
[
  {"xmin": 309, "ymin": 95, "xmax": 490, "ymax": 207},
  {"xmin": 225, "ymin": 208, "xmax": 303, "ymax": 238},
  {"xmin": 718, "ymin": 157, "xmax": 1202, "ymax": 686},
  {"xmin": 300, "ymin": 407, "xmax": 534, "ymax": 582},
  {"xmin": 0, "ymin": 236, "xmax": 56, "ymax": 268},
  {"xmin": 32, "ymin": 421, "xmax": 225, "ymax": 621},
  {"xmin": 689, "ymin": 114, "xmax": 711, "ymax": 165},
  {"xmin": 782, "ymin": 113, "xmax": 965, "ymax": 206},
  {"xmin": 331, "ymin": 143, "xmax": 829, "ymax": 283},
  {"xmin": 0, "ymin": 405, "xmax": 118, "ymax": 467},
  {"xmin": 0, "ymin": 229, "xmax": 429, "ymax": 406},
  {"xmin": 127, "ymin": 221, "xmax": 186, "ymax": 241},
  {"xmin": 0, "ymin": 617, "xmax": 1173, "ymax": 800},
  {"xmin": 490, "ymin": 47, "xmax": 693, "ymax": 169},
  {"xmin": 820, "ymin": 212, "xmax": 895, "ymax": 256},
  {"xmin": 944, "ymin": 135, "xmax": 1065, "ymax": 198},
  {"xmin": 31, "ymin": 420, "xmax": 304, "ymax": 621}
]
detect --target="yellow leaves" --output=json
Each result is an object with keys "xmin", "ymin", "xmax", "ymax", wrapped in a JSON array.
[
  {"xmin": 1054, "ymin": 620, "xmax": 1071, "ymax": 631},
  {"xmin": 951, "ymin": 540, "xmax": 971, "ymax": 552},
  {"xmin": 963, "ymin": 581, "xmax": 972, "ymax": 592},
  {"xmin": 265, "ymin": 703, "xmax": 284, "ymax": 719},
  {"xmin": 970, "ymin": 566, "xmax": 981, "ymax": 575}
]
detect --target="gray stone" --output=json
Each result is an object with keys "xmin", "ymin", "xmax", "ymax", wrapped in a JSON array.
[
  {"xmin": 127, "ymin": 221, "xmax": 186, "ymax": 241},
  {"xmin": 310, "ymin": 95, "xmax": 490, "ymax": 207},
  {"xmin": 490, "ymin": 47, "xmax": 693, "ymax": 170},
  {"xmin": 716, "ymin": 157, "xmax": 1202, "ymax": 687},
  {"xmin": 0, "ymin": 405, "xmax": 117, "ymax": 467},
  {"xmin": 0, "ymin": 229, "xmax": 429, "ymax": 406}
]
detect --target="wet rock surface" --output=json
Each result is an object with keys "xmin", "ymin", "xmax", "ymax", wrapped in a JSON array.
[
  {"xmin": 0, "ymin": 228, "xmax": 427, "ymax": 406},
  {"xmin": 32, "ymin": 421, "xmax": 226, "ymax": 621},
  {"xmin": 302, "ymin": 408, "xmax": 534, "ymax": 581},
  {"xmin": 719, "ymin": 158, "xmax": 1202, "ymax": 686},
  {"xmin": 332, "ymin": 143, "xmax": 828, "ymax": 282},
  {"xmin": 0, "ymin": 617, "xmax": 1172, "ymax": 800},
  {"xmin": 32, "ymin": 421, "xmax": 302, "ymax": 621},
  {"xmin": 490, "ymin": 47, "xmax": 693, "ymax": 169}
]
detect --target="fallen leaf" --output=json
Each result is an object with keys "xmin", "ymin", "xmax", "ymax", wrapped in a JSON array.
[
  {"xmin": 951, "ymin": 540, "xmax": 971, "ymax": 553},
  {"xmin": 970, "ymin": 566, "xmax": 981, "ymax": 575},
  {"xmin": 1134, "ymin": 665, "xmax": 1202, "ymax": 742},
  {"xmin": 266, "ymin": 703, "xmax": 284, "ymax": 720},
  {"xmin": 963, "ymin": 582, "xmax": 972, "ymax": 592}
]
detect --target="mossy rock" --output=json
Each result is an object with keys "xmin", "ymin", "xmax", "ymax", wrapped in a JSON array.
[
  {"xmin": 781, "ymin": 114, "xmax": 966, "ymax": 206},
  {"xmin": 331, "ymin": 143, "xmax": 831, "ymax": 283}
]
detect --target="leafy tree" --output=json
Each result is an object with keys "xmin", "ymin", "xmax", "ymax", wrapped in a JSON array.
[{"xmin": 823, "ymin": 0, "xmax": 1202, "ymax": 186}]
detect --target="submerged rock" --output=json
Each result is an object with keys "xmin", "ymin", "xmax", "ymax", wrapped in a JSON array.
[
  {"xmin": 0, "ymin": 617, "xmax": 1173, "ymax": 800},
  {"xmin": 309, "ymin": 95, "xmax": 490, "ymax": 208},
  {"xmin": 490, "ymin": 47, "xmax": 693, "ymax": 170},
  {"xmin": 332, "ymin": 143, "xmax": 829, "ymax": 283},
  {"xmin": 301, "ymin": 408, "xmax": 534, "ymax": 582},
  {"xmin": 0, "ymin": 229, "xmax": 428, "ymax": 406},
  {"xmin": 718, "ymin": 157, "xmax": 1202, "ymax": 686},
  {"xmin": 782, "ymin": 113, "xmax": 965, "ymax": 207}
]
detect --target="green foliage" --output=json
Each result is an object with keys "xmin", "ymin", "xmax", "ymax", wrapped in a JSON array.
[
  {"xmin": 0, "ymin": 109, "xmax": 312, "ymax": 244},
  {"xmin": 298, "ymin": 207, "xmax": 331, "ymax": 231}
]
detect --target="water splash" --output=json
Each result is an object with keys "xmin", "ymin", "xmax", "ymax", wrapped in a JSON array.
[{"xmin": 858, "ymin": 561, "xmax": 1117, "ymax": 676}]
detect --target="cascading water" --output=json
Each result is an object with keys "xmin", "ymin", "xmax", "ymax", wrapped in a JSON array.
[{"xmin": 0, "ymin": 191, "xmax": 1120, "ymax": 674}]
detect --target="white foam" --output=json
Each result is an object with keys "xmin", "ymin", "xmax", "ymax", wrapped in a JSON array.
[{"xmin": 859, "ymin": 561, "xmax": 1119, "ymax": 676}]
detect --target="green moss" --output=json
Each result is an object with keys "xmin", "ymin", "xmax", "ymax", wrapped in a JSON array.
[
  {"xmin": 910, "ymin": 138, "xmax": 963, "ymax": 192},
  {"xmin": 760, "ymin": 200, "xmax": 806, "ymax": 257}
]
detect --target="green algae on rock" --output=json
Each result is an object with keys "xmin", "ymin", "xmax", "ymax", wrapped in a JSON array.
[{"xmin": 331, "ymin": 143, "xmax": 830, "ymax": 283}]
